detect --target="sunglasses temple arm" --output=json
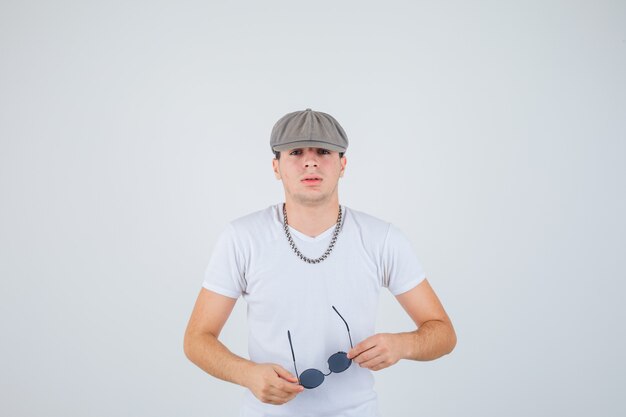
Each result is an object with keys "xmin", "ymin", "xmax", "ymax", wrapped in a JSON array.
[
  {"xmin": 331, "ymin": 306, "xmax": 353, "ymax": 349},
  {"xmin": 287, "ymin": 331, "xmax": 301, "ymax": 383}
]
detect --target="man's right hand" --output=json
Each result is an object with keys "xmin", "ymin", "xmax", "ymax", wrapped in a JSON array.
[{"xmin": 245, "ymin": 363, "xmax": 304, "ymax": 405}]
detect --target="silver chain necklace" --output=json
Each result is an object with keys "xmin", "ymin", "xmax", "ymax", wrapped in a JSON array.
[{"xmin": 282, "ymin": 203, "xmax": 343, "ymax": 264}]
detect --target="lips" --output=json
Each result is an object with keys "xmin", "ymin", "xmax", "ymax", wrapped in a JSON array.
[{"xmin": 301, "ymin": 175, "xmax": 322, "ymax": 185}]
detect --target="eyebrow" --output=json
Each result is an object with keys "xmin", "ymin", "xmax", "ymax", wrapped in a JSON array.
[{"xmin": 290, "ymin": 148, "xmax": 332, "ymax": 152}]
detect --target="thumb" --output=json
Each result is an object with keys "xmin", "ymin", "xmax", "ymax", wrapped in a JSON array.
[{"xmin": 273, "ymin": 365, "xmax": 298, "ymax": 382}]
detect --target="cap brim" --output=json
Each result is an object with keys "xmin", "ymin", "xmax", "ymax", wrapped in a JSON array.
[{"xmin": 272, "ymin": 140, "xmax": 346, "ymax": 153}]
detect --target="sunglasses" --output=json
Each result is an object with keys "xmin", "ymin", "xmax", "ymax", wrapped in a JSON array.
[{"xmin": 287, "ymin": 306, "xmax": 354, "ymax": 389}]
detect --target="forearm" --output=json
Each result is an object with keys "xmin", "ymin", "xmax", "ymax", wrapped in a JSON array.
[
  {"xmin": 397, "ymin": 319, "xmax": 457, "ymax": 361},
  {"xmin": 184, "ymin": 331, "xmax": 255, "ymax": 387}
]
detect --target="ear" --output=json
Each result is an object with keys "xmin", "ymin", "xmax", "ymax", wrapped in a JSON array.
[
  {"xmin": 272, "ymin": 158, "xmax": 281, "ymax": 180},
  {"xmin": 339, "ymin": 155, "xmax": 347, "ymax": 177}
]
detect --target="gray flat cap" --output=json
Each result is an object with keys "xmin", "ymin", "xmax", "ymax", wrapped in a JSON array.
[{"xmin": 270, "ymin": 108, "xmax": 349, "ymax": 153}]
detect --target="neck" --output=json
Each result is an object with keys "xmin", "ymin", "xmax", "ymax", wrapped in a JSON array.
[{"xmin": 283, "ymin": 198, "xmax": 341, "ymax": 238}]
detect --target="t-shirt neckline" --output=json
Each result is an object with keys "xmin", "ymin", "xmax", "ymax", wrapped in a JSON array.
[
  {"xmin": 276, "ymin": 203, "xmax": 344, "ymax": 242},
  {"xmin": 288, "ymin": 223, "xmax": 336, "ymax": 242}
]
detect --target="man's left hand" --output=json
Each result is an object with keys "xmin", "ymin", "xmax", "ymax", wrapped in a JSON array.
[{"xmin": 346, "ymin": 333, "xmax": 405, "ymax": 371}]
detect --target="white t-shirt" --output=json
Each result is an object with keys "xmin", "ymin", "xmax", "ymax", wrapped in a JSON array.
[{"xmin": 203, "ymin": 203, "xmax": 426, "ymax": 417}]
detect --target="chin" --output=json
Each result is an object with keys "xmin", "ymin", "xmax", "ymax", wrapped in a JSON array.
[{"xmin": 292, "ymin": 194, "xmax": 330, "ymax": 205}]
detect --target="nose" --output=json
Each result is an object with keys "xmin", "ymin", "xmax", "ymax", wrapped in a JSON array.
[{"xmin": 303, "ymin": 148, "xmax": 319, "ymax": 168}]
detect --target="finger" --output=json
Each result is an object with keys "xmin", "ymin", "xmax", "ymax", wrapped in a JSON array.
[
  {"xmin": 273, "ymin": 365, "xmax": 299, "ymax": 383},
  {"xmin": 273, "ymin": 379, "xmax": 304, "ymax": 394},
  {"xmin": 348, "ymin": 343, "xmax": 366, "ymax": 359},
  {"xmin": 268, "ymin": 390, "xmax": 300, "ymax": 405},
  {"xmin": 268, "ymin": 386, "xmax": 295, "ymax": 401},
  {"xmin": 359, "ymin": 356, "xmax": 387, "ymax": 370},
  {"xmin": 264, "ymin": 386, "xmax": 302, "ymax": 405},
  {"xmin": 260, "ymin": 384, "xmax": 292, "ymax": 403},
  {"xmin": 348, "ymin": 340, "xmax": 376, "ymax": 359},
  {"xmin": 353, "ymin": 346, "xmax": 380, "ymax": 364},
  {"xmin": 265, "ymin": 394, "xmax": 289, "ymax": 405},
  {"xmin": 370, "ymin": 362, "xmax": 389, "ymax": 371},
  {"xmin": 283, "ymin": 390, "xmax": 301, "ymax": 402}
]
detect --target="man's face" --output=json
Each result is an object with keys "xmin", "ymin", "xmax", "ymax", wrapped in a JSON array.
[{"xmin": 272, "ymin": 147, "xmax": 347, "ymax": 206}]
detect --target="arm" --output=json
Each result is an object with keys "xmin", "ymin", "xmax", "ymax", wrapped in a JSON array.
[
  {"xmin": 394, "ymin": 278, "xmax": 457, "ymax": 360},
  {"xmin": 347, "ymin": 278, "xmax": 456, "ymax": 370},
  {"xmin": 184, "ymin": 288, "xmax": 303, "ymax": 404},
  {"xmin": 183, "ymin": 287, "xmax": 249, "ymax": 384}
]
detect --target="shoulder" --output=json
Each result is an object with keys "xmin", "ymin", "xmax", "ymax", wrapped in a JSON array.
[
  {"xmin": 344, "ymin": 206, "xmax": 414, "ymax": 247},
  {"xmin": 344, "ymin": 206, "xmax": 391, "ymax": 233},
  {"xmin": 343, "ymin": 206, "xmax": 393, "ymax": 244},
  {"xmin": 230, "ymin": 204, "xmax": 277, "ymax": 227},
  {"xmin": 226, "ymin": 204, "xmax": 283, "ymax": 242}
]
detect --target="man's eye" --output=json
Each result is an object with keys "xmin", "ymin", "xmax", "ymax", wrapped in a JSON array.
[
  {"xmin": 318, "ymin": 149, "xmax": 331, "ymax": 154},
  {"xmin": 290, "ymin": 150, "xmax": 302, "ymax": 155}
]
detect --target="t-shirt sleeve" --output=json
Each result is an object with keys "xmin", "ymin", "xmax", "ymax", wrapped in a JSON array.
[
  {"xmin": 202, "ymin": 224, "xmax": 247, "ymax": 299},
  {"xmin": 381, "ymin": 224, "xmax": 427, "ymax": 295}
]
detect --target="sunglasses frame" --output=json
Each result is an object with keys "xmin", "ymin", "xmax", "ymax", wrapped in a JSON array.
[{"xmin": 287, "ymin": 306, "xmax": 354, "ymax": 389}]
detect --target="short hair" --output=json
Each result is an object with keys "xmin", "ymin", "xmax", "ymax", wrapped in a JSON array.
[{"xmin": 274, "ymin": 151, "xmax": 345, "ymax": 160}]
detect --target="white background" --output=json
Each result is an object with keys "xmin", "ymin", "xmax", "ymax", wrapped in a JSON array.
[{"xmin": 1, "ymin": 1, "xmax": 625, "ymax": 416}]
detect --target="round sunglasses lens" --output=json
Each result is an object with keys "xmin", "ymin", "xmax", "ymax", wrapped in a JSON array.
[
  {"xmin": 328, "ymin": 352, "xmax": 351, "ymax": 373},
  {"xmin": 300, "ymin": 368, "xmax": 325, "ymax": 389}
]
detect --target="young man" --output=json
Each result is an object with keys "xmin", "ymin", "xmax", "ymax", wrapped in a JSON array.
[{"xmin": 184, "ymin": 109, "xmax": 456, "ymax": 417}]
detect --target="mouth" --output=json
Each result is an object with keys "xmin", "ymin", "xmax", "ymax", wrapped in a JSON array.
[{"xmin": 301, "ymin": 176, "xmax": 322, "ymax": 185}]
